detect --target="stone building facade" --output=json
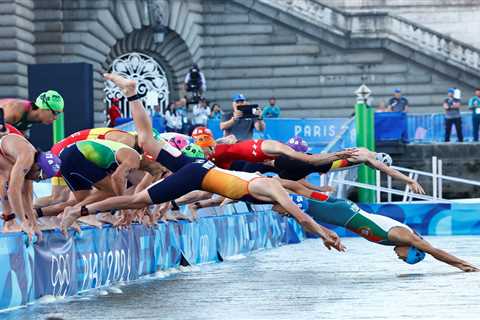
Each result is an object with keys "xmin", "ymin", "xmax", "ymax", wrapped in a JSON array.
[{"xmin": 2, "ymin": 0, "xmax": 480, "ymax": 125}]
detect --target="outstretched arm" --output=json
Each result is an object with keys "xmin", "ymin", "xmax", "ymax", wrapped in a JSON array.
[
  {"xmin": 410, "ymin": 236, "xmax": 478, "ymax": 272},
  {"xmin": 366, "ymin": 159, "xmax": 425, "ymax": 194}
]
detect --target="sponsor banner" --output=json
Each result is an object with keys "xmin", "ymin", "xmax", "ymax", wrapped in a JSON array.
[
  {"xmin": 0, "ymin": 211, "xmax": 304, "ymax": 311},
  {"xmin": 207, "ymin": 118, "xmax": 346, "ymax": 145}
]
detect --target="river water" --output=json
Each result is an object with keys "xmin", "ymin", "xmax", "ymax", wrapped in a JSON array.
[{"xmin": 2, "ymin": 236, "xmax": 479, "ymax": 320}]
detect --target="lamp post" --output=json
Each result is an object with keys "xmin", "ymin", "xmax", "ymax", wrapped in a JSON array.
[{"xmin": 355, "ymin": 84, "xmax": 376, "ymax": 203}]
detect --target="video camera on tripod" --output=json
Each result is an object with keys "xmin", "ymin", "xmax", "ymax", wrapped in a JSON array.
[{"xmin": 185, "ymin": 64, "xmax": 204, "ymax": 105}]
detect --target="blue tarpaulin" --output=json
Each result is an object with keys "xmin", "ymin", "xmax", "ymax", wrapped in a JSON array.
[{"xmin": 375, "ymin": 112, "xmax": 407, "ymax": 142}]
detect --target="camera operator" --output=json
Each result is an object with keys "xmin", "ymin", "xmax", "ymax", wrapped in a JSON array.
[
  {"xmin": 220, "ymin": 93, "xmax": 265, "ymax": 141},
  {"xmin": 184, "ymin": 63, "xmax": 206, "ymax": 102}
]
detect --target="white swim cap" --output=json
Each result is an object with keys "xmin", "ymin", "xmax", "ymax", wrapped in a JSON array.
[{"xmin": 375, "ymin": 152, "xmax": 392, "ymax": 166}]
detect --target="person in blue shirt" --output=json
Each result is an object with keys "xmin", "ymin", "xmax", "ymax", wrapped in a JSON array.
[
  {"xmin": 209, "ymin": 103, "xmax": 223, "ymax": 120},
  {"xmin": 262, "ymin": 97, "xmax": 281, "ymax": 118},
  {"xmin": 468, "ymin": 88, "xmax": 480, "ymax": 142},
  {"xmin": 387, "ymin": 88, "xmax": 409, "ymax": 112},
  {"xmin": 443, "ymin": 88, "xmax": 463, "ymax": 142}
]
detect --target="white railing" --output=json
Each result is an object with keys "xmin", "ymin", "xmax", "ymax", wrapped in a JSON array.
[
  {"xmin": 330, "ymin": 156, "xmax": 480, "ymax": 203},
  {"xmin": 262, "ymin": 0, "xmax": 480, "ymax": 73}
]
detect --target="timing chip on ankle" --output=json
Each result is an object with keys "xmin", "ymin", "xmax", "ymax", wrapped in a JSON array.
[
  {"xmin": 2, "ymin": 213, "xmax": 15, "ymax": 221},
  {"xmin": 80, "ymin": 206, "xmax": 90, "ymax": 216}
]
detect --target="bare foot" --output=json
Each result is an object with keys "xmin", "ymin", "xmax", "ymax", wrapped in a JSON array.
[
  {"xmin": 103, "ymin": 73, "xmax": 136, "ymax": 97},
  {"xmin": 96, "ymin": 212, "xmax": 118, "ymax": 226},
  {"xmin": 2, "ymin": 220, "xmax": 22, "ymax": 233},
  {"xmin": 78, "ymin": 215, "xmax": 103, "ymax": 228},
  {"xmin": 165, "ymin": 211, "xmax": 178, "ymax": 222},
  {"xmin": 60, "ymin": 206, "xmax": 81, "ymax": 236}
]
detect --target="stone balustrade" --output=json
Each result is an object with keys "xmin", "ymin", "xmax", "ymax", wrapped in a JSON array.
[{"xmin": 263, "ymin": 0, "xmax": 480, "ymax": 72}]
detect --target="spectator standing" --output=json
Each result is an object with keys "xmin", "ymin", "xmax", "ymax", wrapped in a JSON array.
[
  {"xmin": 468, "ymin": 88, "xmax": 480, "ymax": 142},
  {"xmin": 164, "ymin": 102, "xmax": 182, "ymax": 132},
  {"xmin": 210, "ymin": 103, "xmax": 223, "ymax": 120},
  {"xmin": 262, "ymin": 97, "xmax": 281, "ymax": 118},
  {"xmin": 174, "ymin": 98, "xmax": 191, "ymax": 134},
  {"xmin": 191, "ymin": 98, "xmax": 211, "ymax": 130},
  {"xmin": 107, "ymin": 97, "xmax": 122, "ymax": 127},
  {"xmin": 376, "ymin": 100, "xmax": 387, "ymax": 113},
  {"xmin": 387, "ymin": 88, "xmax": 409, "ymax": 112},
  {"xmin": 443, "ymin": 88, "xmax": 463, "ymax": 142},
  {"xmin": 220, "ymin": 93, "xmax": 265, "ymax": 141}
]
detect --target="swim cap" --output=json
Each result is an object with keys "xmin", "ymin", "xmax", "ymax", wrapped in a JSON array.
[
  {"xmin": 129, "ymin": 128, "xmax": 161, "ymax": 141},
  {"xmin": 289, "ymin": 194, "xmax": 309, "ymax": 211},
  {"xmin": 375, "ymin": 152, "xmax": 392, "ymax": 166},
  {"xmin": 36, "ymin": 151, "xmax": 61, "ymax": 179},
  {"xmin": 152, "ymin": 128, "xmax": 161, "ymax": 141},
  {"xmin": 232, "ymin": 93, "xmax": 246, "ymax": 102},
  {"xmin": 194, "ymin": 134, "xmax": 216, "ymax": 148},
  {"xmin": 286, "ymin": 136, "xmax": 309, "ymax": 153},
  {"xmin": 169, "ymin": 135, "xmax": 189, "ymax": 150},
  {"xmin": 405, "ymin": 246, "xmax": 426, "ymax": 265},
  {"xmin": 181, "ymin": 143, "xmax": 205, "ymax": 159},
  {"xmin": 35, "ymin": 90, "xmax": 64, "ymax": 112},
  {"xmin": 192, "ymin": 126, "xmax": 212, "ymax": 139}
]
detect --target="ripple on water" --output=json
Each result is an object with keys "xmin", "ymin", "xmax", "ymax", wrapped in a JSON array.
[{"xmin": 2, "ymin": 236, "xmax": 480, "ymax": 320}]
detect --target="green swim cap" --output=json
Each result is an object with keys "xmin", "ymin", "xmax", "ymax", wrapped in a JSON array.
[
  {"xmin": 181, "ymin": 143, "xmax": 205, "ymax": 159},
  {"xmin": 152, "ymin": 128, "xmax": 161, "ymax": 141},
  {"xmin": 35, "ymin": 90, "xmax": 64, "ymax": 112}
]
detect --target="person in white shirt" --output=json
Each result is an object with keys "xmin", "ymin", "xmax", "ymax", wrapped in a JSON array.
[
  {"xmin": 164, "ymin": 102, "xmax": 182, "ymax": 132},
  {"xmin": 192, "ymin": 98, "xmax": 211, "ymax": 128}
]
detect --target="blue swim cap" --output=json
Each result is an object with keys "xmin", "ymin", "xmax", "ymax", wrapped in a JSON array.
[
  {"xmin": 289, "ymin": 194, "xmax": 309, "ymax": 211},
  {"xmin": 232, "ymin": 93, "xmax": 246, "ymax": 102},
  {"xmin": 405, "ymin": 246, "xmax": 426, "ymax": 265},
  {"xmin": 448, "ymin": 88, "xmax": 455, "ymax": 94}
]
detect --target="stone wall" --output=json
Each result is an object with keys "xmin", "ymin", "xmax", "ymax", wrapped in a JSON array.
[
  {"xmin": 1, "ymin": 0, "xmax": 480, "ymax": 124},
  {"xmin": 329, "ymin": 0, "xmax": 480, "ymax": 50},
  {"xmin": 378, "ymin": 143, "xmax": 480, "ymax": 199}
]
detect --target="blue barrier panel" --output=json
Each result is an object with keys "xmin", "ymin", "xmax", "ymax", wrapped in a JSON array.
[
  {"xmin": 375, "ymin": 112, "xmax": 407, "ymax": 142},
  {"xmin": 0, "ymin": 211, "xmax": 304, "ymax": 311},
  {"xmin": 407, "ymin": 112, "xmax": 474, "ymax": 143},
  {"xmin": 207, "ymin": 118, "xmax": 346, "ymax": 144}
]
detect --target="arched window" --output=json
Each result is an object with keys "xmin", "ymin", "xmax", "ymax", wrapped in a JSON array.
[{"xmin": 104, "ymin": 52, "xmax": 170, "ymax": 118}]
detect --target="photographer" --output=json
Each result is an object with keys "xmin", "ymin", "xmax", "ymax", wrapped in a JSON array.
[
  {"xmin": 184, "ymin": 63, "xmax": 206, "ymax": 98},
  {"xmin": 220, "ymin": 93, "xmax": 265, "ymax": 141}
]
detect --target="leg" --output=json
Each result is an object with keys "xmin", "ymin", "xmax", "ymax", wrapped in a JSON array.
[
  {"xmin": 473, "ymin": 117, "xmax": 479, "ymax": 142},
  {"xmin": 261, "ymin": 140, "xmax": 351, "ymax": 165},
  {"xmin": 103, "ymin": 73, "xmax": 163, "ymax": 158},
  {"xmin": 275, "ymin": 177, "xmax": 329, "ymax": 201},
  {"xmin": 455, "ymin": 118, "xmax": 463, "ymax": 142},
  {"xmin": 34, "ymin": 184, "xmax": 69, "ymax": 208},
  {"xmin": 61, "ymin": 190, "xmax": 152, "ymax": 233},
  {"xmin": 445, "ymin": 118, "xmax": 452, "ymax": 142},
  {"xmin": 248, "ymin": 178, "xmax": 345, "ymax": 251}
]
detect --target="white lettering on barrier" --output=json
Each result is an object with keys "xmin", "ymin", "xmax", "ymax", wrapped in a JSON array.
[
  {"xmin": 199, "ymin": 235, "xmax": 209, "ymax": 262},
  {"xmin": 79, "ymin": 249, "xmax": 131, "ymax": 291},
  {"xmin": 292, "ymin": 125, "xmax": 337, "ymax": 138},
  {"xmin": 50, "ymin": 253, "xmax": 70, "ymax": 297}
]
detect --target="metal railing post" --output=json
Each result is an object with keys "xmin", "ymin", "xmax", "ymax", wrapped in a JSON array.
[
  {"xmin": 432, "ymin": 156, "xmax": 438, "ymax": 199},
  {"xmin": 402, "ymin": 172, "xmax": 413, "ymax": 202},
  {"xmin": 438, "ymin": 159, "xmax": 443, "ymax": 200},
  {"xmin": 376, "ymin": 170, "xmax": 381, "ymax": 203},
  {"xmin": 387, "ymin": 175, "xmax": 392, "ymax": 202}
]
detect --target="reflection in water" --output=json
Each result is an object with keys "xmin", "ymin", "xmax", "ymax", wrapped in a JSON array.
[{"xmin": 2, "ymin": 236, "xmax": 480, "ymax": 320}]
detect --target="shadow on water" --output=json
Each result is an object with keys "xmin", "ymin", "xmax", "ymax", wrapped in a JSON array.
[{"xmin": 396, "ymin": 271, "xmax": 464, "ymax": 278}]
